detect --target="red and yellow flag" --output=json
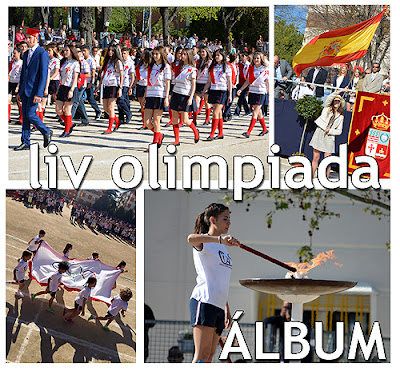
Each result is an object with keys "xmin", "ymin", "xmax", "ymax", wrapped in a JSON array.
[{"xmin": 293, "ymin": 8, "xmax": 387, "ymax": 76}]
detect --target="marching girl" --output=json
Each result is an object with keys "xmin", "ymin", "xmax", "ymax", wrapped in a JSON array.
[
  {"xmin": 56, "ymin": 44, "xmax": 80, "ymax": 137},
  {"xmin": 310, "ymin": 88, "xmax": 347, "ymax": 178},
  {"xmin": 193, "ymin": 46, "xmax": 212, "ymax": 126},
  {"xmin": 222, "ymin": 53, "xmax": 239, "ymax": 122},
  {"xmin": 95, "ymin": 45, "xmax": 124, "ymax": 134},
  {"xmin": 166, "ymin": 46, "xmax": 183, "ymax": 126},
  {"xmin": 37, "ymin": 55, "xmax": 52, "ymax": 126},
  {"xmin": 201, "ymin": 49, "xmax": 232, "ymax": 140},
  {"xmin": 8, "ymin": 47, "xmax": 23, "ymax": 124},
  {"xmin": 170, "ymin": 48, "xmax": 199, "ymax": 146},
  {"xmin": 237, "ymin": 51, "xmax": 269, "ymax": 138},
  {"xmin": 133, "ymin": 49, "xmax": 151, "ymax": 130},
  {"xmin": 47, "ymin": 45, "xmax": 60, "ymax": 110},
  {"xmin": 234, "ymin": 52, "xmax": 251, "ymax": 117},
  {"xmin": 187, "ymin": 203, "xmax": 240, "ymax": 363},
  {"xmin": 143, "ymin": 46, "xmax": 172, "ymax": 148},
  {"xmin": 117, "ymin": 47, "xmax": 135, "ymax": 125}
]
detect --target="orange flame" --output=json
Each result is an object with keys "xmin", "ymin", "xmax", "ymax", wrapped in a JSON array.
[{"xmin": 285, "ymin": 250, "xmax": 342, "ymax": 275}]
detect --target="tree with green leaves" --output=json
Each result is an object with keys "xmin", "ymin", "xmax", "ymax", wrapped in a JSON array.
[
  {"xmin": 225, "ymin": 189, "xmax": 389, "ymax": 262},
  {"xmin": 274, "ymin": 19, "xmax": 304, "ymax": 64}
]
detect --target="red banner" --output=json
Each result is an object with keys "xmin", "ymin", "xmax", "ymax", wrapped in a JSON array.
[{"xmin": 347, "ymin": 92, "xmax": 390, "ymax": 178}]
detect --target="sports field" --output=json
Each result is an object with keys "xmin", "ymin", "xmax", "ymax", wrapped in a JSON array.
[{"xmin": 5, "ymin": 196, "xmax": 136, "ymax": 363}]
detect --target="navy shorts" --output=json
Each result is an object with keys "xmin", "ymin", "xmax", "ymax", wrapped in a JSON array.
[
  {"xmin": 248, "ymin": 92, "xmax": 266, "ymax": 106},
  {"xmin": 208, "ymin": 89, "xmax": 227, "ymax": 105},
  {"xmin": 170, "ymin": 92, "xmax": 198, "ymax": 112},
  {"xmin": 103, "ymin": 86, "xmax": 119, "ymax": 99},
  {"xmin": 56, "ymin": 85, "xmax": 79, "ymax": 103},
  {"xmin": 18, "ymin": 279, "xmax": 24, "ymax": 283},
  {"xmin": 8, "ymin": 82, "xmax": 18, "ymax": 95},
  {"xmin": 105, "ymin": 311, "xmax": 114, "ymax": 319},
  {"xmin": 48, "ymin": 80, "xmax": 59, "ymax": 95},
  {"xmin": 74, "ymin": 301, "xmax": 83, "ymax": 311},
  {"xmin": 190, "ymin": 298, "xmax": 225, "ymax": 336},
  {"xmin": 195, "ymin": 83, "xmax": 206, "ymax": 95},
  {"xmin": 169, "ymin": 84, "xmax": 174, "ymax": 96},
  {"xmin": 49, "ymin": 291, "xmax": 57, "ymax": 298},
  {"xmin": 145, "ymin": 96, "xmax": 165, "ymax": 110},
  {"xmin": 136, "ymin": 85, "xmax": 146, "ymax": 98}
]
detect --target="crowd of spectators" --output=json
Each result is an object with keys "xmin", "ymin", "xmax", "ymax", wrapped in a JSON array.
[
  {"xmin": 273, "ymin": 54, "xmax": 390, "ymax": 111},
  {"xmin": 8, "ymin": 189, "xmax": 136, "ymax": 246}
]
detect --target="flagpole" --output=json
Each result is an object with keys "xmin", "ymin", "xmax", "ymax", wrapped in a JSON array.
[{"xmin": 274, "ymin": 78, "xmax": 357, "ymax": 93}]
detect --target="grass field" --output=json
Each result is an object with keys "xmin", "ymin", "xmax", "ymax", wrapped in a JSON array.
[{"xmin": 5, "ymin": 196, "xmax": 136, "ymax": 363}]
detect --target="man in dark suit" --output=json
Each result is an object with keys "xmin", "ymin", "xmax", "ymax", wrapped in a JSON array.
[
  {"xmin": 14, "ymin": 27, "xmax": 52, "ymax": 151},
  {"xmin": 305, "ymin": 66, "xmax": 328, "ymax": 99},
  {"xmin": 274, "ymin": 55, "xmax": 293, "ymax": 100}
]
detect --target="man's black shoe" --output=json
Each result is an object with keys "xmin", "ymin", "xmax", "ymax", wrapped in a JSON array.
[{"xmin": 14, "ymin": 143, "xmax": 30, "ymax": 151}]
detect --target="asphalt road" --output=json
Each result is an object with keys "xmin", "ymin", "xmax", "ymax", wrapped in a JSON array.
[{"xmin": 8, "ymin": 99, "xmax": 270, "ymax": 183}]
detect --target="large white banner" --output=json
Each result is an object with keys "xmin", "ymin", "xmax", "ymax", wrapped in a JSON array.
[{"xmin": 30, "ymin": 241, "xmax": 121, "ymax": 304}]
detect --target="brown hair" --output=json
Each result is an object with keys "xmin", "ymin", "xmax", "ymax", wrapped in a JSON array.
[{"xmin": 194, "ymin": 203, "xmax": 230, "ymax": 234}]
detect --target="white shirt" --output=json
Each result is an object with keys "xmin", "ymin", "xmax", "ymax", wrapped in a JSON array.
[
  {"xmin": 60, "ymin": 59, "xmax": 80, "ymax": 87},
  {"xmin": 190, "ymin": 241, "xmax": 232, "ymax": 310},
  {"xmin": 75, "ymin": 286, "xmax": 91, "ymax": 305},
  {"xmin": 85, "ymin": 56, "xmax": 97, "ymax": 84},
  {"xmin": 136, "ymin": 64, "xmax": 148, "ymax": 87},
  {"xmin": 9, "ymin": 59, "xmax": 23, "ymax": 83},
  {"xmin": 122, "ymin": 58, "xmax": 135, "ymax": 87},
  {"xmin": 108, "ymin": 294, "xmax": 129, "ymax": 316},
  {"xmin": 49, "ymin": 57, "xmax": 60, "ymax": 81},
  {"xmin": 210, "ymin": 63, "xmax": 232, "ymax": 91},
  {"xmin": 335, "ymin": 75, "xmax": 344, "ymax": 88},
  {"xmin": 27, "ymin": 235, "xmax": 42, "ymax": 252},
  {"xmin": 197, "ymin": 60, "xmax": 211, "ymax": 84},
  {"xmin": 49, "ymin": 272, "xmax": 63, "ymax": 292},
  {"xmin": 173, "ymin": 64, "xmax": 197, "ymax": 96},
  {"xmin": 103, "ymin": 60, "xmax": 123, "ymax": 87},
  {"xmin": 15, "ymin": 259, "xmax": 28, "ymax": 281},
  {"xmin": 145, "ymin": 63, "xmax": 172, "ymax": 98},
  {"xmin": 167, "ymin": 53, "xmax": 175, "ymax": 64},
  {"xmin": 248, "ymin": 65, "xmax": 269, "ymax": 94},
  {"xmin": 79, "ymin": 56, "xmax": 90, "ymax": 88}
]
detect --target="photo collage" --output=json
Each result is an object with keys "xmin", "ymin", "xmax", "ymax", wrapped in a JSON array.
[{"xmin": 5, "ymin": 3, "xmax": 391, "ymax": 365}]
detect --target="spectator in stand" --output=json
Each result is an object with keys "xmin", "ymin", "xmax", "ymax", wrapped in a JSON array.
[
  {"xmin": 142, "ymin": 35, "xmax": 149, "ymax": 48},
  {"xmin": 67, "ymin": 30, "xmax": 77, "ymax": 42},
  {"xmin": 274, "ymin": 55, "xmax": 293, "ymax": 100},
  {"xmin": 100, "ymin": 26, "xmax": 111, "ymax": 49},
  {"xmin": 346, "ymin": 66, "xmax": 362, "ymax": 111},
  {"xmin": 305, "ymin": 65, "xmax": 328, "ymax": 100},
  {"xmin": 9, "ymin": 27, "xmax": 14, "ymax": 42},
  {"xmin": 362, "ymin": 62, "xmax": 383, "ymax": 93},
  {"xmin": 92, "ymin": 31, "xmax": 99, "ymax": 45},
  {"xmin": 120, "ymin": 32, "xmax": 131, "ymax": 48},
  {"xmin": 52, "ymin": 30, "xmax": 63, "ymax": 43},
  {"xmin": 149, "ymin": 35, "xmax": 158, "ymax": 49},
  {"xmin": 15, "ymin": 26, "xmax": 26, "ymax": 45},
  {"xmin": 332, "ymin": 65, "xmax": 350, "ymax": 97},
  {"xmin": 61, "ymin": 24, "xmax": 67, "ymax": 39},
  {"xmin": 381, "ymin": 69, "xmax": 390, "ymax": 95}
]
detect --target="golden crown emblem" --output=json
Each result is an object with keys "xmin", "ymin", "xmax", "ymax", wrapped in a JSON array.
[{"xmin": 371, "ymin": 113, "xmax": 390, "ymax": 130}]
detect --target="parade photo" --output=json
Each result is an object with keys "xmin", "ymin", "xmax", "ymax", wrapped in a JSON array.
[
  {"xmin": 273, "ymin": 5, "xmax": 390, "ymax": 180},
  {"xmin": 6, "ymin": 189, "xmax": 136, "ymax": 362},
  {"xmin": 8, "ymin": 6, "xmax": 270, "ymax": 182}
]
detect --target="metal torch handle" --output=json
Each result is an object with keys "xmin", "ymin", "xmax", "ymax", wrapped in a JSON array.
[{"xmin": 239, "ymin": 244, "xmax": 297, "ymax": 272}]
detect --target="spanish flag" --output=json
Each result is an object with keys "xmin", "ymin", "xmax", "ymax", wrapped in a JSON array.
[{"xmin": 293, "ymin": 8, "xmax": 387, "ymax": 76}]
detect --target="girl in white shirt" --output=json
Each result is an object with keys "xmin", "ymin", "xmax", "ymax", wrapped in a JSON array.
[
  {"xmin": 95, "ymin": 45, "xmax": 124, "ymax": 134},
  {"xmin": 63, "ymin": 277, "xmax": 97, "ymax": 323},
  {"xmin": 170, "ymin": 48, "xmax": 199, "ymax": 146},
  {"xmin": 117, "ymin": 47, "xmax": 135, "ymax": 125},
  {"xmin": 222, "ymin": 53, "xmax": 239, "ymax": 122},
  {"xmin": 56, "ymin": 45, "xmax": 80, "ymax": 137},
  {"xmin": 133, "ymin": 49, "xmax": 151, "ymax": 129},
  {"xmin": 144, "ymin": 46, "xmax": 172, "ymax": 149},
  {"xmin": 47, "ymin": 45, "xmax": 60, "ymax": 108},
  {"xmin": 166, "ymin": 47, "xmax": 183, "ymax": 126},
  {"xmin": 8, "ymin": 47, "xmax": 23, "ymax": 123},
  {"xmin": 193, "ymin": 46, "xmax": 212, "ymax": 125},
  {"xmin": 187, "ymin": 203, "xmax": 240, "ymax": 363},
  {"xmin": 237, "ymin": 52, "xmax": 269, "ymax": 137},
  {"xmin": 201, "ymin": 49, "xmax": 232, "ymax": 140}
]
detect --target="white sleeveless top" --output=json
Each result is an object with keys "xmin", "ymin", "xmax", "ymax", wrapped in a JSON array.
[{"xmin": 190, "ymin": 240, "xmax": 232, "ymax": 310}]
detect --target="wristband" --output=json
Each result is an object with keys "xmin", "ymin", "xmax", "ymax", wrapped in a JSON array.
[{"xmin": 218, "ymin": 235, "xmax": 222, "ymax": 244}]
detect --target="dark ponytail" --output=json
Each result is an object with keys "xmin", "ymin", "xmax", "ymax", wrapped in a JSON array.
[{"xmin": 193, "ymin": 203, "xmax": 229, "ymax": 234}]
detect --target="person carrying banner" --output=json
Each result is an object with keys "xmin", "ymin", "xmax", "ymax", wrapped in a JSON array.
[
  {"xmin": 237, "ymin": 51, "xmax": 269, "ymax": 137},
  {"xmin": 27, "ymin": 229, "xmax": 46, "ymax": 255},
  {"xmin": 14, "ymin": 27, "xmax": 52, "ymax": 151},
  {"xmin": 31, "ymin": 261, "xmax": 70, "ymax": 313},
  {"xmin": 309, "ymin": 88, "xmax": 348, "ymax": 178},
  {"xmin": 88, "ymin": 287, "xmax": 133, "ymax": 331},
  {"xmin": 63, "ymin": 277, "xmax": 97, "ymax": 323},
  {"xmin": 13, "ymin": 251, "xmax": 33, "ymax": 298}
]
